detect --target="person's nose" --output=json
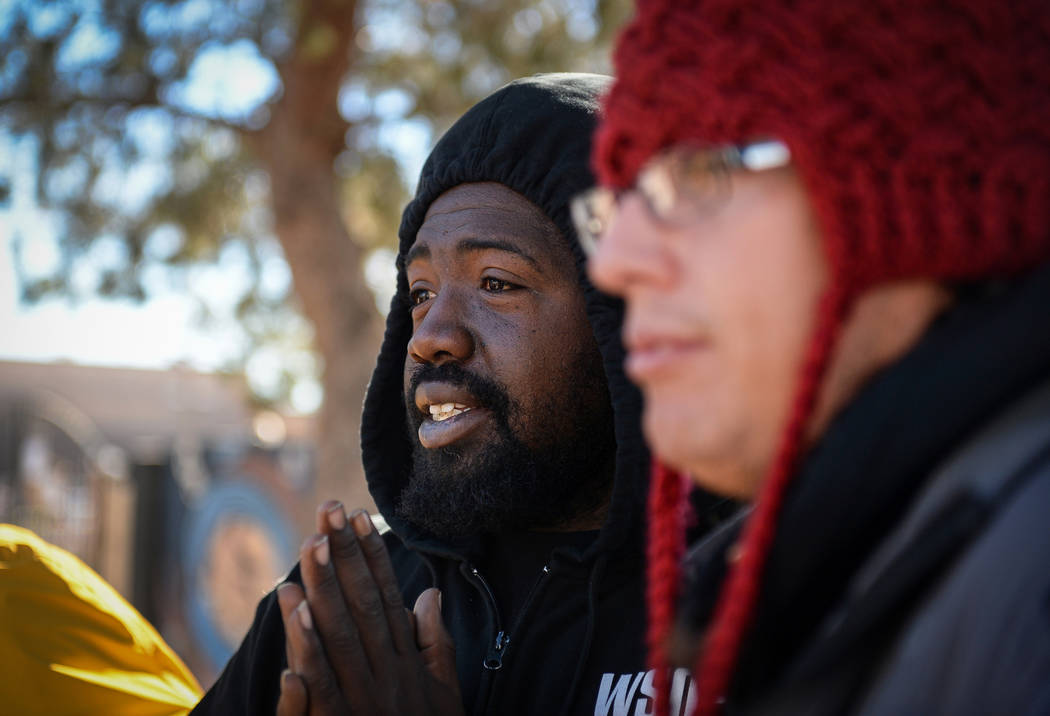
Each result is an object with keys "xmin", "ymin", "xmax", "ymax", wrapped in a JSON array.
[
  {"xmin": 406, "ymin": 290, "xmax": 476, "ymax": 365},
  {"xmin": 587, "ymin": 193, "xmax": 675, "ymax": 297}
]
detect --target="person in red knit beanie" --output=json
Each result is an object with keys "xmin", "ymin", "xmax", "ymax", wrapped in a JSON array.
[{"xmin": 578, "ymin": 0, "xmax": 1050, "ymax": 714}]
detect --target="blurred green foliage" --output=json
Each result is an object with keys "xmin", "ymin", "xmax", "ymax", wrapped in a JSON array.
[{"xmin": 0, "ymin": 0, "xmax": 631, "ymax": 408}]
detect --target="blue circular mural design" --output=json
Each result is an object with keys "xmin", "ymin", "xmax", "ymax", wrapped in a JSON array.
[{"xmin": 183, "ymin": 480, "xmax": 296, "ymax": 671}]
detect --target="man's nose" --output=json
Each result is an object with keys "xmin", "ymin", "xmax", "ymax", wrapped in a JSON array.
[
  {"xmin": 406, "ymin": 291, "xmax": 475, "ymax": 365},
  {"xmin": 587, "ymin": 193, "xmax": 675, "ymax": 296}
]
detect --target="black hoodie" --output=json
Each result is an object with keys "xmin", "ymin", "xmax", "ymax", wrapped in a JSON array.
[{"xmin": 192, "ymin": 74, "xmax": 729, "ymax": 716}]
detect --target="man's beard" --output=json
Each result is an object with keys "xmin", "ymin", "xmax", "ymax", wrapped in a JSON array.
[{"xmin": 397, "ymin": 358, "xmax": 616, "ymax": 539}]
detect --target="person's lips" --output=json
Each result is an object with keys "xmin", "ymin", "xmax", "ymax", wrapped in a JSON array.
[
  {"xmin": 623, "ymin": 333, "xmax": 711, "ymax": 382},
  {"xmin": 414, "ymin": 381, "xmax": 491, "ymax": 449}
]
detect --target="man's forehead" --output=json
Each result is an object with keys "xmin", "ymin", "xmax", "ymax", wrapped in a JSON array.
[
  {"xmin": 424, "ymin": 181, "xmax": 532, "ymax": 213},
  {"xmin": 409, "ymin": 182, "xmax": 572, "ymax": 267},
  {"xmin": 421, "ymin": 182, "xmax": 551, "ymax": 230}
]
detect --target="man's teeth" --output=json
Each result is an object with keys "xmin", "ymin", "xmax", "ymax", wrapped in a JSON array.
[{"xmin": 428, "ymin": 403, "xmax": 472, "ymax": 422}]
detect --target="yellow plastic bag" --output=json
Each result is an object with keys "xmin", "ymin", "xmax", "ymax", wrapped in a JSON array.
[{"xmin": 0, "ymin": 524, "xmax": 202, "ymax": 715}]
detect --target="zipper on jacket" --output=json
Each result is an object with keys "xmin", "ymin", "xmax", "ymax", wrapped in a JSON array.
[
  {"xmin": 484, "ymin": 630, "xmax": 509, "ymax": 670},
  {"xmin": 466, "ymin": 563, "xmax": 551, "ymax": 672},
  {"xmin": 467, "ymin": 565, "xmax": 506, "ymax": 671},
  {"xmin": 471, "ymin": 559, "xmax": 596, "ymax": 715}
]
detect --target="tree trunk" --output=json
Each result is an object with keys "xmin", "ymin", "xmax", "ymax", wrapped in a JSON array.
[{"xmin": 249, "ymin": 0, "xmax": 382, "ymax": 523}]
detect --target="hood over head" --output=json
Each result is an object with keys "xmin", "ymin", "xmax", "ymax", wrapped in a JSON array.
[{"xmin": 361, "ymin": 73, "xmax": 648, "ymax": 561}]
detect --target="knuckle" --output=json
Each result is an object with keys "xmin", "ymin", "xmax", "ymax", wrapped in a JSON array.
[
  {"xmin": 301, "ymin": 651, "xmax": 340, "ymax": 699},
  {"xmin": 308, "ymin": 563, "xmax": 341, "ymax": 596},
  {"xmin": 331, "ymin": 531, "xmax": 364, "ymax": 560},
  {"xmin": 322, "ymin": 624, "xmax": 361, "ymax": 657},
  {"xmin": 362, "ymin": 533, "xmax": 387, "ymax": 558},
  {"xmin": 355, "ymin": 592, "xmax": 386, "ymax": 623},
  {"xmin": 380, "ymin": 584, "xmax": 404, "ymax": 609},
  {"xmin": 314, "ymin": 674, "xmax": 343, "ymax": 706}
]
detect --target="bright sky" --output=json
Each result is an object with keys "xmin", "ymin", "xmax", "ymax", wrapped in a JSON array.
[
  {"xmin": 0, "ymin": 18, "xmax": 420, "ymax": 414},
  {"xmin": 0, "ymin": 207, "xmax": 250, "ymax": 372}
]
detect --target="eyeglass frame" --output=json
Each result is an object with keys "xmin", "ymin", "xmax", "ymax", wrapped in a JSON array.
[{"xmin": 570, "ymin": 139, "xmax": 792, "ymax": 255}]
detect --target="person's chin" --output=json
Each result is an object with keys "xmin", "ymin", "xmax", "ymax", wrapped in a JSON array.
[
  {"xmin": 645, "ymin": 416, "xmax": 759, "ymax": 499},
  {"xmin": 642, "ymin": 399, "xmax": 682, "ymax": 454},
  {"xmin": 642, "ymin": 398, "xmax": 709, "ymax": 469}
]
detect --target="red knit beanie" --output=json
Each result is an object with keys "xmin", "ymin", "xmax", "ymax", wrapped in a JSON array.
[{"xmin": 595, "ymin": 1, "xmax": 1050, "ymax": 714}]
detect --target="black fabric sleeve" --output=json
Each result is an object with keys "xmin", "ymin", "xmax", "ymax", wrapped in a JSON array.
[{"xmin": 190, "ymin": 565, "xmax": 302, "ymax": 716}]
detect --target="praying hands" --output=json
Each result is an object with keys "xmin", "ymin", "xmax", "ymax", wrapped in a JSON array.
[{"xmin": 275, "ymin": 502, "xmax": 464, "ymax": 716}]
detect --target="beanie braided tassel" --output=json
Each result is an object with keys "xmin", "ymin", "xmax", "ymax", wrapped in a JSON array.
[{"xmin": 646, "ymin": 460, "xmax": 688, "ymax": 716}]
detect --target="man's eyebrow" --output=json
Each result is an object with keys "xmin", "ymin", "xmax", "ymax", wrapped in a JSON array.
[
  {"xmin": 404, "ymin": 243, "xmax": 430, "ymax": 267},
  {"xmin": 456, "ymin": 238, "xmax": 542, "ymax": 270}
]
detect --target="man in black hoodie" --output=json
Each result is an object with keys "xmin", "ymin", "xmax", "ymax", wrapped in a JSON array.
[{"xmin": 192, "ymin": 74, "xmax": 721, "ymax": 716}]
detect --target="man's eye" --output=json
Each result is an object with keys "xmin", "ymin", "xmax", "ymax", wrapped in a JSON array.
[
  {"xmin": 481, "ymin": 277, "xmax": 516, "ymax": 293},
  {"xmin": 409, "ymin": 288, "xmax": 434, "ymax": 307}
]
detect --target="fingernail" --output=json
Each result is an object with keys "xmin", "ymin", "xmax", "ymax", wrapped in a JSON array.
[
  {"xmin": 437, "ymin": 589, "xmax": 443, "ymax": 612},
  {"xmin": 327, "ymin": 503, "xmax": 346, "ymax": 531},
  {"xmin": 297, "ymin": 600, "xmax": 312, "ymax": 630},
  {"xmin": 281, "ymin": 669, "xmax": 294, "ymax": 688},
  {"xmin": 314, "ymin": 535, "xmax": 329, "ymax": 566},
  {"xmin": 276, "ymin": 582, "xmax": 293, "ymax": 605},
  {"xmin": 352, "ymin": 510, "xmax": 372, "ymax": 537}
]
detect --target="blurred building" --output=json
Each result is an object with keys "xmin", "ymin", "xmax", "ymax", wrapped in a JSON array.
[{"xmin": 0, "ymin": 359, "xmax": 317, "ymax": 687}]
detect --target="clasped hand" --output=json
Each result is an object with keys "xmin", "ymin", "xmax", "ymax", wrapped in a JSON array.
[{"xmin": 276, "ymin": 502, "xmax": 464, "ymax": 716}]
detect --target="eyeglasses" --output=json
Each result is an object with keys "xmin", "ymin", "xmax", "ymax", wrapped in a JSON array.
[{"xmin": 570, "ymin": 139, "xmax": 791, "ymax": 254}]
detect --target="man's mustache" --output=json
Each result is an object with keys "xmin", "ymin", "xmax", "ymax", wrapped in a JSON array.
[{"xmin": 405, "ymin": 362, "xmax": 512, "ymax": 421}]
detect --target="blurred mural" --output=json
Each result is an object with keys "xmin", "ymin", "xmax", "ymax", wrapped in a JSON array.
[
  {"xmin": 0, "ymin": 0, "xmax": 629, "ymax": 689},
  {"xmin": 0, "ymin": 359, "xmax": 313, "ymax": 683}
]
